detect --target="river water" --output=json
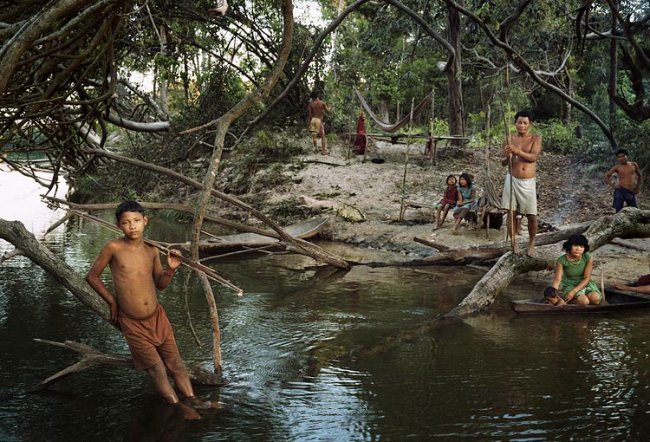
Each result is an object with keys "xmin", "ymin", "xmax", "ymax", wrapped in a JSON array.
[{"xmin": 2, "ymin": 168, "xmax": 650, "ymax": 441}]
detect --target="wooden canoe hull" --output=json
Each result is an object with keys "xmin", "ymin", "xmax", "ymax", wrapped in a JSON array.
[
  {"xmin": 196, "ymin": 217, "xmax": 329, "ymax": 255},
  {"xmin": 511, "ymin": 289, "xmax": 650, "ymax": 314}
]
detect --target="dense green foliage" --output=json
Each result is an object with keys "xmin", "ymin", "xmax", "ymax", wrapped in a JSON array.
[{"xmin": 2, "ymin": 0, "xmax": 649, "ymax": 195}]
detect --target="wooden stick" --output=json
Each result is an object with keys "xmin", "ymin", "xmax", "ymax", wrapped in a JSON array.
[
  {"xmin": 199, "ymin": 243, "xmax": 282, "ymax": 262},
  {"xmin": 71, "ymin": 210, "xmax": 244, "ymax": 296},
  {"xmin": 500, "ymin": 100, "xmax": 515, "ymax": 251}
]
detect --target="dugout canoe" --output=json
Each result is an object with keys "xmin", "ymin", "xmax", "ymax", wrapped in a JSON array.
[
  {"xmin": 511, "ymin": 289, "xmax": 650, "ymax": 314},
  {"xmin": 196, "ymin": 217, "xmax": 329, "ymax": 255}
]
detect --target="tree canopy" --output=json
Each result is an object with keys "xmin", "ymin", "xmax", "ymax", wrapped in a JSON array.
[{"xmin": 2, "ymin": 0, "xmax": 650, "ymax": 183}]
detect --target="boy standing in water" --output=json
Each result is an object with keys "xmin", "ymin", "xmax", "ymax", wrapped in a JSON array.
[
  {"xmin": 604, "ymin": 149, "xmax": 642, "ymax": 213},
  {"xmin": 86, "ymin": 200, "xmax": 202, "ymax": 420}
]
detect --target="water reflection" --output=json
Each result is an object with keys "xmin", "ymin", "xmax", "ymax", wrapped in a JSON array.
[{"xmin": 4, "ymin": 169, "xmax": 650, "ymax": 439}]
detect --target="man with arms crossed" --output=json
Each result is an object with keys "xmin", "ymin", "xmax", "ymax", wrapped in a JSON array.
[{"xmin": 501, "ymin": 111, "xmax": 542, "ymax": 256}]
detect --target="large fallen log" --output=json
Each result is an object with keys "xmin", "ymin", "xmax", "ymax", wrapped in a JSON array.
[
  {"xmin": 351, "ymin": 221, "xmax": 592, "ymax": 268},
  {"xmin": 414, "ymin": 220, "xmax": 591, "ymax": 253}
]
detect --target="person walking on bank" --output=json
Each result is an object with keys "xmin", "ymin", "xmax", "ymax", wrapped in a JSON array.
[
  {"xmin": 501, "ymin": 110, "xmax": 542, "ymax": 256},
  {"xmin": 307, "ymin": 91, "xmax": 330, "ymax": 155},
  {"xmin": 604, "ymin": 148, "xmax": 642, "ymax": 213}
]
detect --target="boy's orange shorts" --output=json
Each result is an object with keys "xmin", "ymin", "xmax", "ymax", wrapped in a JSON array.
[{"xmin": 118, "ymin": 304, "xmax": 181, "ymax": 370}]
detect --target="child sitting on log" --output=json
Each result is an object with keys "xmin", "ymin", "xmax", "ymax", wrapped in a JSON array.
[{"xmin": 433, "ymin": 174, "xmax": 458, "ymax": 230}]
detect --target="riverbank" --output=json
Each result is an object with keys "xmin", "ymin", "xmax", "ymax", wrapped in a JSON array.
[{"xmin": 259, "ymin": 139, "xmax": 649, "ymax": 286}]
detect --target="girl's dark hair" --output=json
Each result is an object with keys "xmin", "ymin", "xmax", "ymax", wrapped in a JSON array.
[
  {"xmin": 445, "ymin": 174, "xmax": 457, "ymax": 184},
  {"xmin": 562, "ymin": 234, "xmax": 590, "ymax": 253},
  {"xmin": 459, "ymin": 172, "xmax": 473, "ymax": 188},
  {"xmin": 116, "ymin": 200, "xmax": 145, "ymax": 221}
]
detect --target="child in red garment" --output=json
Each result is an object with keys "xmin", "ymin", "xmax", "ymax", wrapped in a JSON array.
[{"xmin": 433, "ymin": 175, "xmax": 458, "ymax": 230}]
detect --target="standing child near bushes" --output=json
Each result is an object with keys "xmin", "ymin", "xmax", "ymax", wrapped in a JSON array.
[{"xmin": 433, "ymin": 175, "xmax": 458, "ymax": 230}]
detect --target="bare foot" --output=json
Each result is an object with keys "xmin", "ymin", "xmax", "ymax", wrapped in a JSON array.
[
  {"xmin": 184, "ymin": 396, "xmax": 223, "ymax": 410},
  {"xmin": 176, "ymin": 402, "xmax": 201, "ymax": 420},
  {"xmin": 451, "ymin": 230, "xmax": 459, "ymax": 235},
  {"xmin": 511, "ymin": 241, "xmax": 521, "ymax": 255},
  {"xmin": 432, "ymin": 224, "xmax": 439, "ymax": 231},
  {"xmin": 526, "ymin": 240, "xmax": 536, "ymax": 257}
]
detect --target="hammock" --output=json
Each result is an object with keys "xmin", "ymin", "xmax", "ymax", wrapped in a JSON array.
[{"xmin": 355, "ymin": 89, "xmax": 431, "ymax": 133}]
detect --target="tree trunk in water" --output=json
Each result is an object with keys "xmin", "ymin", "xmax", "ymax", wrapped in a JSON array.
[
  {"xmin": 187, "ymin": 0, "xmax": 296, "ymax": 374},
  {"xmin": 0, "ymin": 219, "xmax": 110, "ymax": 320}
]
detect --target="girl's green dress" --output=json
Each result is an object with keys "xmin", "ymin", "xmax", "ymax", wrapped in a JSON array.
[{"xmin": 557, "ymin": 252, "xmax": 601, "ymax": 299}]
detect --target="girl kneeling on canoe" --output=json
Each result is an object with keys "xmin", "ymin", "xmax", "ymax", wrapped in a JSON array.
[{"xmin": 550, "ymin": 234, "xmax": 602, "ymax": 305}]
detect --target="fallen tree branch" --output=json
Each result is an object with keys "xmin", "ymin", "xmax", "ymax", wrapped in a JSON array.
[
  {"xmin": 29, "ymin": 339, "xmax": 223, "ymax": 392},
  {"xmin": 44, "ymin": 197, "xmax": 284, "ymax": 241},
  {"xmin": 610, "ymin": 238, "xmax": 650, "ymax": 252},
  {"xmin": 0, "ymin": 247, "xmax": 25, "ymax": 263},
  {"xmin": 82, "ymin": 149, "xmax": 350, "ymax": 269}
]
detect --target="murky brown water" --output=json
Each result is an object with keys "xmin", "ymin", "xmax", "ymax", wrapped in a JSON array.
[{"xmin": 2, "ymin": 168, "xmax": 650, "ymax": 441}]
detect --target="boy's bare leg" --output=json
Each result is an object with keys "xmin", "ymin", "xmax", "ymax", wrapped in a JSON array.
[
  {"xmin": 163, "ymin": 356, "xmax": 194, "ymax": 399},
  {"xmin": 164, "ymin": 356, "xmax": 221, "ymax": 410},
  {"xmin": 526, "ymin": 214, "xmax": 538, "ymax": 256},
  {"xmin": 148, "ymin": 361, "xmax": 201, "ymax": 420},
  {"xmin": 320, "ymin": 125, "xmax": 328, "ymax": 154},
  {"xmin": 311, "ymin": 134, "xmax": 318, "ymax": 152}
]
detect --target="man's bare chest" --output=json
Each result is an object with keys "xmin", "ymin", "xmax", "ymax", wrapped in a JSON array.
[{"xmin": 512, "ymin": 135, "xmax": 534, "ymax": 153}]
